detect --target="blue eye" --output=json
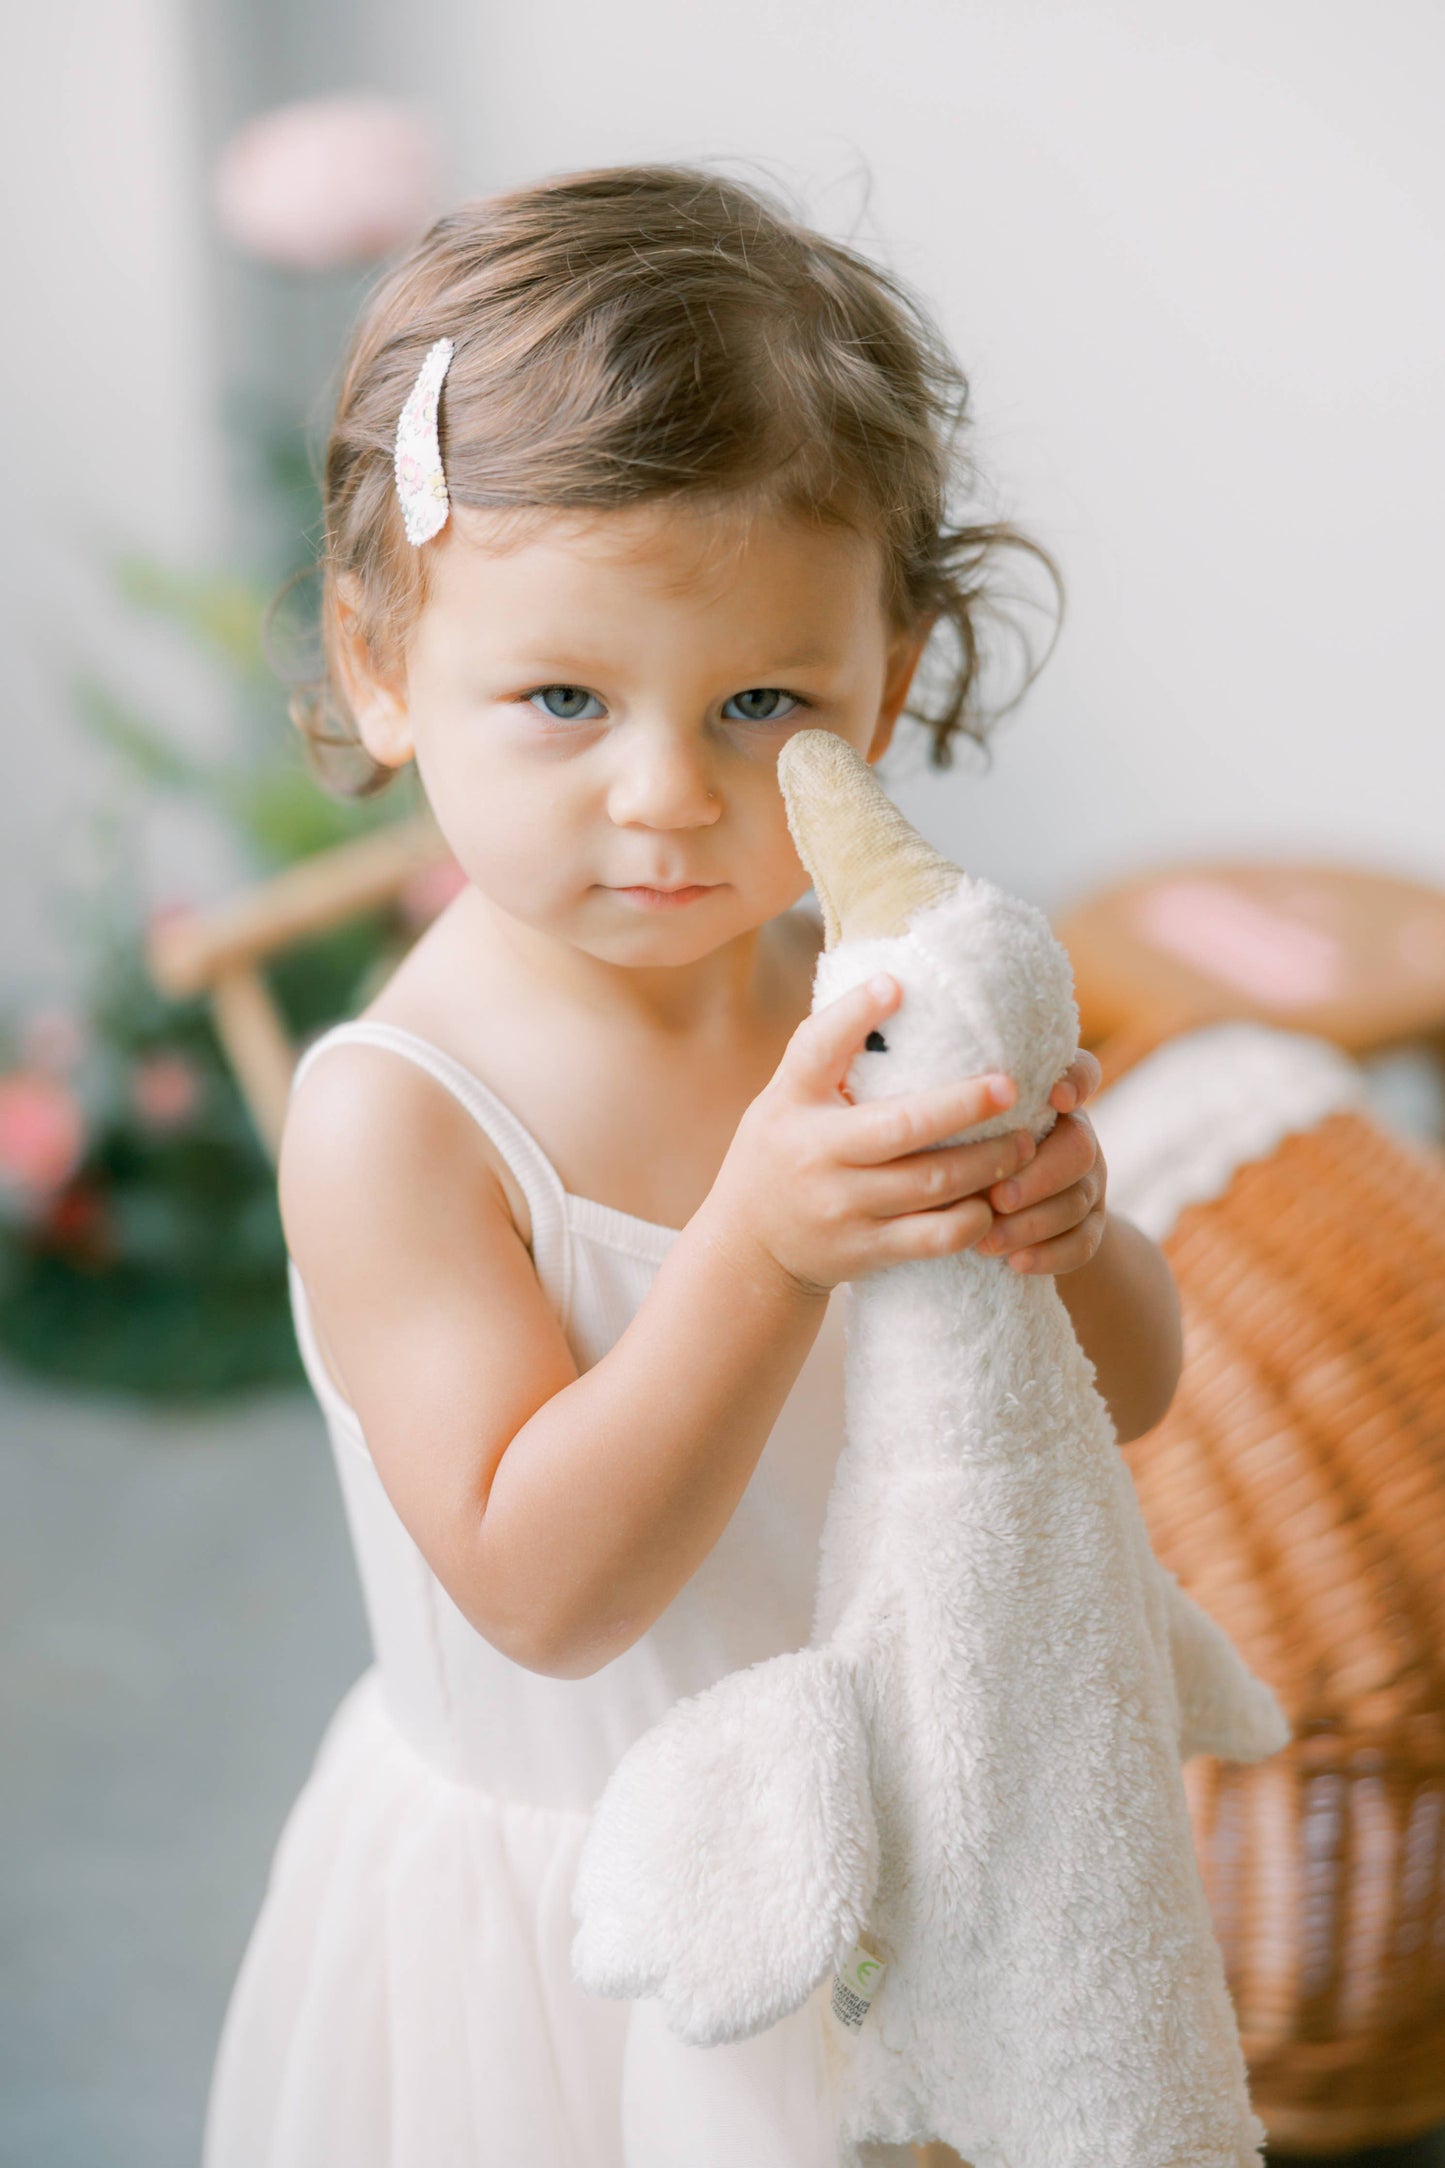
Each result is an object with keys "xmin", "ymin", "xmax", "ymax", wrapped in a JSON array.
[
  {"xmin": 721, "ymin": 688, "xmax": 799, "ymax": 724},
  {"xmin": 528, "ymin": 685, "xmax": 605, "ymax": 722}
]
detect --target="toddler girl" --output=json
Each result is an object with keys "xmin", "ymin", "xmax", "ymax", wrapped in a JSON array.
[{"xmin": 202, "ymin": 163, "xmax": 1183, "ymax": 2168}]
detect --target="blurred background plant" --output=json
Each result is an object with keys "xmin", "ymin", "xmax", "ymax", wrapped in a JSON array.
[
  {"xmin": 0, "ymin": 96, "xmax": 452, "ymax": 1400},
  {"xmin": 0, "ymin": 521, "xmax": 457, "ymax": 1399}
]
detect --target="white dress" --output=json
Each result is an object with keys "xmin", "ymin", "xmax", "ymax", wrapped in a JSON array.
[{"xmin": 201, "ymin": 1019, "xmax": 896, "ymax": 2168}]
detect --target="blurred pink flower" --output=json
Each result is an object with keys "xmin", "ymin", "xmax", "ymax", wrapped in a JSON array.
[
  {"xmin": 21, "ymin": 1004, "xmax": 89, "ymax": 1075},
  {"xmin": 147, "ymin": 899, "xmax": 195, "ymax": 933},
  {"xmin": 399, "ymin": 855, "xmax": 468, "ymax": 929},
  {"xmin": 132, "ymin": 1054, "xmax": 203, "ymax": 1131},
  {"xmin": 0, "ymin": 1072, "xmax": 87, "ymax": 1201},
  {"xmin": 215, "ymin": 97, "xmax": 442, "ymax": 270}
]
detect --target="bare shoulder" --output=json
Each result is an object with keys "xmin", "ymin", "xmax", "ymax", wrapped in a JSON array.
[{"xmin": 278, "ymin": 1038, "xmax": 515, "ymax": 1270}]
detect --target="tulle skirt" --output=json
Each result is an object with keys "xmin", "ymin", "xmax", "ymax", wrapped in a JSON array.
[{"xmin": 202, "ymin": 1666, "xmax": 889, "ymax": 2168}]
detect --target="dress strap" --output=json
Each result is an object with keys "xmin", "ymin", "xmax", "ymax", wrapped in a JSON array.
[{"xmin": 289, "ymin": 1020, "xmax": 573, "ymax": 1330}]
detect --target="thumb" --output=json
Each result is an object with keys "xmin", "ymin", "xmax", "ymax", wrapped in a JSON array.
[{"xmin": 784, "ymin": 973, "xmax": 900, "ymax": 1099}]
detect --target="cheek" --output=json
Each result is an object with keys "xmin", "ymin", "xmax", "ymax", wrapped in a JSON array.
[
  {"xmin": 741, "ymin": 770, "xmax": 817, "ymax": 896},
  {"xmin": 414, "ymin": 735, "xmax": 582, "ymax": 904}
]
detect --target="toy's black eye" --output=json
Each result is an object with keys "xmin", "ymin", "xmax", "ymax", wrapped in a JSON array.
[{"xmin": 865, "ymin": 1030, "xmax": 888, "ymax": 1052}]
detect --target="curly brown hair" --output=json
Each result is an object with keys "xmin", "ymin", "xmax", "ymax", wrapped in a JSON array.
[{"xmin": 291, "ymin": 162, "xmax": 1063, "ymax": 795}]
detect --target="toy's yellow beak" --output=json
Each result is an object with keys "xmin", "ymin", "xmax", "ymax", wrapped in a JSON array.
[{"xmin": 776, "ymin": 730, "xmax": 963, "ymax": 949}]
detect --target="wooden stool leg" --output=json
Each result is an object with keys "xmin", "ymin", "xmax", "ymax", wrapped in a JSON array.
[{"xmin": 210, "ymin": 967, "xmax": 296, "ymax": 1162}]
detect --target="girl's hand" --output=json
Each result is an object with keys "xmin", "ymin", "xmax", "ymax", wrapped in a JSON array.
[
  {"xmin": 975, "ymin": 1050, "xmax": 1108, "ymax": 1275},
  {"xmin": 709, "ymin": 974, "xmax": 1039, "ymax": 1298}
]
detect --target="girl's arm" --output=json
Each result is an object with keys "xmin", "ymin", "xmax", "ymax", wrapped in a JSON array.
[
  {"xmin": 280, "ymin": 1047, "xmax": 829, "ymax": 1680},
  {"xmin": 1055, "ymin": 1211, "xmax": 1184, "ymax": 1444},
  {"xmin": 280, "ymin": 983, "xmax": 1036, "ymax": 1682},
  {"xmin": 974, "ymin": 1056, "xmax": 1184, "ymax": 1446}
]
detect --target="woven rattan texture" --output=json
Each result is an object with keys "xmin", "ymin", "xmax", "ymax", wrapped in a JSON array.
[{"xmin": 1121, "ymin": 1110, "xmax": 1445, "ymax": 2151}]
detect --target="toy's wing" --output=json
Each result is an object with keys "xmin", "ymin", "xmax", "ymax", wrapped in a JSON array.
[
  {"xmin": 571, "ymin": 1643, "xmax": 879, "ymax": 2048},
  {"xmin": 1157, "ymin": 1564, "xmax": 1291, "ymax": 1763}
]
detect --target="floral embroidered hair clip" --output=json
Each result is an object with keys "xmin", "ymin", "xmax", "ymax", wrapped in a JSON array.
[{"xmin": 393, "ymin": 336, "xmax": 455, "ymax": 545}]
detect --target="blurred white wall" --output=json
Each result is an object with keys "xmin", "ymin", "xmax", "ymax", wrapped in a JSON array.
[
  {"xmin": 1, "ymin": 0, "xmax": 226, "ymax": 993},
  {"xmin": 395, "ymin": 0, "xmax": 1445, "ymax": 913},
  {"xmin": 4, "ymin": 0, "xmax": 1441, "ymax": 1004}
]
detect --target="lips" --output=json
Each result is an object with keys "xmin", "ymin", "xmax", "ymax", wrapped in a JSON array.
[{"xmin": 610, "ymin": 881, "xmax": 719, "ymax": 910}]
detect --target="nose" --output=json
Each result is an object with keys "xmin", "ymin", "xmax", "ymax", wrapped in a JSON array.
[{"xmin": 606, "ymin": 727, "xmax": 722, "ymax": 831}]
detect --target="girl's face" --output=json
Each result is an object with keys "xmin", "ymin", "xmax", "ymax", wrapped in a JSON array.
[{"xmin": 346, "ymin": 497, "xmax": 923, "ymax": 969}]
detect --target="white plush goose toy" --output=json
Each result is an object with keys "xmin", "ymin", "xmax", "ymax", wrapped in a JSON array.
[{"xmin": 572, "ymin": 729, "xmax": 1291, "ymax": 2168}]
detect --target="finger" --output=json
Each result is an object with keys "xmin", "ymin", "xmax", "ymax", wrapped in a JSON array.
[
  {"xmin": 1004, "ymin": 1204, "xmax": 1109, "ymax": 1276},
  {"xmin": 860, "ymin": 1126, "xmax": 1036, "ymax": 1217},
  {"xmin": 786, "ymin": 974, "xmax": 903, "ymax": 1098},
  {"xmin": 841, "ymin": 1070, "xmax": 1019, "ymax": 1166},
  {"xmin": 1050, "ymin": 1050, "xmax": 1103, "ymax": 1112},
  {"xmin": 879, "ymin": 1190, "xmax": 997, "ymax": 1266},
  {"xmin": 986, "ymin": 1110, "xmax": 1097, "ymax": 1215},
  {"xmin": 977, "ymin": 1174, "xmax": 1101, "ymax": 1255}
]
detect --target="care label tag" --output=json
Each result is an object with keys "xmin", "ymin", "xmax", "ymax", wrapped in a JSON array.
[{"xmin": 831, "ymin": 1940, "xmax": 887, "ymax": 2029}]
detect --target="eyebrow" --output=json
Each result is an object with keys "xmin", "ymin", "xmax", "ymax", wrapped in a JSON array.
[{"xmin": 501, "ymin": 652, "xmax": 841, "ymax": 677}]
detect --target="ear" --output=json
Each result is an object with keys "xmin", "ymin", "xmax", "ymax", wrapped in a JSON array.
[
  {"xmin": 866, "ymin": 621, "xmax": 931, "ymax": 765},
  {"xmin": 333, "ymin": 578, "xmax": 414, "ymax": 769}
]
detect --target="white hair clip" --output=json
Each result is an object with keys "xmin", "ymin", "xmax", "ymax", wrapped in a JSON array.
[{"xmin": 393, "ymin": 336, "xmax": 455, "ymax": 545}]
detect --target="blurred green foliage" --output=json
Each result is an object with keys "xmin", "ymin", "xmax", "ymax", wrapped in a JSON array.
[{"xmin": 0, "ymin": 448, "xmax": 425, "ymax": 1403}]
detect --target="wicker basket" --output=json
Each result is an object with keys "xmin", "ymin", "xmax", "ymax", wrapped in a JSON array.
[{"xmin": 1090, "ymin": 1024, "xmax": 1445, "ymax": 2155}]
